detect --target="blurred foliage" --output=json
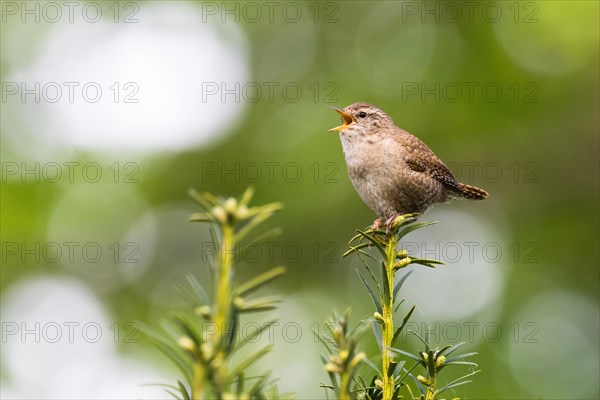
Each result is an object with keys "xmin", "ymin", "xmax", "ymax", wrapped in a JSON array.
[{"xmin": 141, "ymin": 188, "xmax": 290, "ymax": 399}]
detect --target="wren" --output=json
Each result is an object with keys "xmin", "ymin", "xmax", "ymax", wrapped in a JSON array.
[{"xmin": 328, "ymin": 102, "xmax": 488, "ymax": 228}]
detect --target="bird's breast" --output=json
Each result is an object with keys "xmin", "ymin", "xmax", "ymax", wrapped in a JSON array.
[{"xmin": 341, "ymin": 135, "xmax": 405, "ymax": 172}]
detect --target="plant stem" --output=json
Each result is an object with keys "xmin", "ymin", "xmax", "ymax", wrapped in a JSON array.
[
  {"xmin": 425, "ymin": 373, "xmax": 437, "ymax": 400},
  {"xmin": 192, "ymin": 361, "xmax": 204, "ymax": 399},
  {"xmin": 425, "ymin": 382, "xmax": 436, "ymax": 400},
  {"xmin": 213, "ymin": 222, "xmax": 234, "ymax": 388},
  {"xmin": 382, "ymin": 232, "xmax": 399, "ymax": 400},
  {"xmin": 340, "ymin": 372, "xmax": 350, "ymax": 400}
]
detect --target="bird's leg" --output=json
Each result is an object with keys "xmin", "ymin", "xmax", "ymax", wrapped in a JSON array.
[
  {"xmin": 372, "ymin": 218, "xmax": 384, "ymax": 231},
  {"xmin": 372, "ymin": 216, "xmax": 398, "ymax": 233},
  {"xmin": 383, "ymin": 215, "xmax": 397, "ymax": 233}
]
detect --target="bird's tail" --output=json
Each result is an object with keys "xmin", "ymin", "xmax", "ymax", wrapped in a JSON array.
[{"xmin": 457, "ymin": 183, "xmax": 488, "ymax": 200}]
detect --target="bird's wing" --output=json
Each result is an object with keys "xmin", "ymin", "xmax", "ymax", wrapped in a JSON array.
[
  {"xmin": 398, "ymin": 130, "xmax": 461, "ymax": 190},
  {"xmin": 406, "ymin": 156, "xmax": 459, "ymax": 189}
]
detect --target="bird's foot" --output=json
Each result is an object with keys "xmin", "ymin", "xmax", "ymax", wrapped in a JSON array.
[
  {"xmin": 383, "ymin": 215, "xmax": 397, "ymax": 233},
  {"xmin": 373, "ymin": 214, "xmax": 419, "ymax": 234},
  {"xmin": 372, "ymin": 218, "xmax": 384, "ymax": 231},
  {"xmin": 371, "ymin": 216, "xmax": 398, "ymax": 234}
]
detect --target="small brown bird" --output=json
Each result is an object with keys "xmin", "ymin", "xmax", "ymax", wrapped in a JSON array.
[{"xmin": 328, "ymin": 102, "xmax": 488, "ymax": 229}]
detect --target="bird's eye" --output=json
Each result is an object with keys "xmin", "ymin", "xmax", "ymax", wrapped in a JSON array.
[{"xmin": 359, "ymin": 111, "xmax": 367, "ymax": 118}]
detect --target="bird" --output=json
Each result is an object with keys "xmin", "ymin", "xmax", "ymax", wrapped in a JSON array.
[{"xmin": 328, "ymin": 102, "xmax": 488, "ymax": 229}]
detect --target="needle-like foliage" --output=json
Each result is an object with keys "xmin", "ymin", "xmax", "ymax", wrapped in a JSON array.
[
  {"xmin": 337, "ymin": 214, "xmax": 479, "ymax": 400},
  {"xmin": 141, "ymin": 187, "xmax": 292, "ymax": 400}
]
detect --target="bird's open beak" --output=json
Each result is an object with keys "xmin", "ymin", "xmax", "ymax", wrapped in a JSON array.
[{"xmin": 327, "ymin": 107, "xmax": 354, "ymax": 132}]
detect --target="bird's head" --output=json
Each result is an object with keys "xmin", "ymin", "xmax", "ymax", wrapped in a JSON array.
[{"xmin": 328, "ymin": 102, "xmax": 394, "ymax": 136}]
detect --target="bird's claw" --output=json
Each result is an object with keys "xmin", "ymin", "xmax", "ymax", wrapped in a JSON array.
[
  {"xmin": 384, "ymin": 216, "xmax": 397, "ymax": 233},
  {"xmin": 372, "ymin": 218, "xmax": 384, "ymax": 231},
  {"xmin": 372, "ymin": 216, "xmax": 398, "ymax": 234}
]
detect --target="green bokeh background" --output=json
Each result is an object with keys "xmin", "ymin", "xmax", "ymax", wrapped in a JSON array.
[{"xmin": 1, "ymin": 1, "xmax": 599, "ymax": 399}]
